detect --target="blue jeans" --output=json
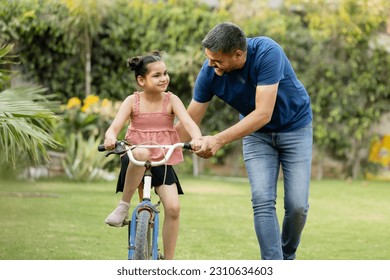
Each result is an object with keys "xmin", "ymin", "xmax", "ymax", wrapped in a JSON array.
[{"xmin": 243, "ymin": 123, "xmax": 312, "ymax": 260}]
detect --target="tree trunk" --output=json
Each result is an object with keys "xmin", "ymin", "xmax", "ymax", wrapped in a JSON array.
[
  {"xmin": 316, "ymin": 158, "xmax": 324, "ymax": 180},
  {"xmin": 84, "ymin": 25, "xmax": 91, "ymax": 97},
  {"xmin": 192, "ymin": 154, "xmax": 199, "ymax": 177},
  {"xmin": 349, "ymin": 138, "xmax": 362, "ymax": 180},
  {"xmin": 352, "ymin": 155, "xmax": 360, "ymax": 180},
  {"xmin": 314, "ymin": 146, "xmax": 324, "ymax": 180}
]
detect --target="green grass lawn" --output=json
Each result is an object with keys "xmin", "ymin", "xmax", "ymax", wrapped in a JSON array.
[{"xmin": 0, "ymin": 176, "xmax": 389, "ymax": 260}]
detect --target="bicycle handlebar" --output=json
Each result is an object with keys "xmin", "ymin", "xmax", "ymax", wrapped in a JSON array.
[{"xmin": 98, "ymin": 141, "xmax": 192, "ymax": 167}]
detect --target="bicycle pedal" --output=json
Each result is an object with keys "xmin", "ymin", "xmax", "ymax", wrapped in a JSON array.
[{"xmin": 122, "ymin": 220, "xmax": 130, "ymax": 226}]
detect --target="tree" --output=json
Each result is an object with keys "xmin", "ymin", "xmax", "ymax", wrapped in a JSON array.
[
  {"xmin": 2, "ymin": 0, "xmax": 389, "ymax": 179},
  {"xmin": 0, "ymin": 0, "xmax": 81, "ymax": 102},
  {"xmin": 295, "ymin": 0, "xmax": 390, "ymax": 179},
  {"xmin": 61, "ymin": 0, "xmax": 109, "ymax": 97}
]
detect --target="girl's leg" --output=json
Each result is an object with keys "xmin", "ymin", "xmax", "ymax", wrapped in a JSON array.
[
  {"xmin": 105, "ymin": 148, "xmax": 149, "ymax": 227},
  {"xmin": 155, "ymin": 184, "xmax": 180, "ymax": 260}
]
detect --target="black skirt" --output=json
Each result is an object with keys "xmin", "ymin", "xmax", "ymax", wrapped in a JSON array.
[{"xmin": 116, "ymin": 153, "xmax": 184, "ymax": 195}]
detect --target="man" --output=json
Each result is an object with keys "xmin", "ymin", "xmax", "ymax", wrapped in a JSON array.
[{"xmin": 177, "ymin": 22, "xmax": 313, "ymax": 260}]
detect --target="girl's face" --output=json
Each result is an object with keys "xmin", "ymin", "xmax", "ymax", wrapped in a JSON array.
[{"xmin": 138, "ymin": 61, "xmax": 169, "ymax": 92}]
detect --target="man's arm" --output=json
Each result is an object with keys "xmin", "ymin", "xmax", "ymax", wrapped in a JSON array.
[
  {"xmin": 175, "ymin": 99, "xmax": 210, "ymax": 142},
  {"xmin": 195, "ymin": 83, "xmax": 278, "ymax": 158}
]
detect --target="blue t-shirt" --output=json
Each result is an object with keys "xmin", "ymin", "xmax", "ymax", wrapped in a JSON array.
[{"xmin": 193, "ymin": 37, "xmax": 312, "ymax": 133}]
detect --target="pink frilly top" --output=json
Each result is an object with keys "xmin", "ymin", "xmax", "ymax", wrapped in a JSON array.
[{"xmin": 124, "ymin": 91, "xmax": 183, "ymax": 165}]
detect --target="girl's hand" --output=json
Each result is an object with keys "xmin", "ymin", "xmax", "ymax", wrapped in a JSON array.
[
  {"xmin": 104, "ymin": 137, "xmax": 117, "ymax": 150},
  {"xmin": 190, "ymin": 139, "xmax": 203, "ymax": 152}
]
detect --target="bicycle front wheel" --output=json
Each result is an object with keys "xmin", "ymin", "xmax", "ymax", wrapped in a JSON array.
[{"xmin": 134, "ymin": 210, "xmax": 152, "ymax": 260}]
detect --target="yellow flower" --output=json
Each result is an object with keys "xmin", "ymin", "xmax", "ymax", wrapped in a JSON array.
[
  {"xmin": 81, "ymin": 95, "xmax": 99, "ymax": 112},
  {"xmin": 66, "ymin": 97, "xmax": 81, "ymax": 109},
  {"xmin": 369, "ymin": 135, "xmax": 390, "ymax": 166},
  {"xmin": 383, "ymin": 135, "xmax": 390, "ymax": 148},
  {"xmin": 84, "ymin": 95, "xmax": 100, "ymax": 105},
  {"xmin": 101, "ymin": 98, "xmax": 110, "ymax": 108}
]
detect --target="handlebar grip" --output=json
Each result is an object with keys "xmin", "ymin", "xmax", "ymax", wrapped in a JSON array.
[
  {"xmin": 183, "ymin": 142, "xmax": 192, "ymax": 150},
  {"xmin": 98, "ymin": 144, "xmax": 106, "ymax": 152}
]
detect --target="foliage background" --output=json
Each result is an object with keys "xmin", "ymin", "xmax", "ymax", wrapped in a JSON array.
[{"xmin": 1, "ymin": 0, "xmax": 390, "ymax": 180}]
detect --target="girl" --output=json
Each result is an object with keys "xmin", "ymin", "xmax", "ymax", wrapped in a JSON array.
[{"xmin": 103, "ymin": 51, "xmax": 202, "ymax": 260}]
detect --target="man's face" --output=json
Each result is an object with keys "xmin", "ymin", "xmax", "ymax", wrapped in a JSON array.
[{"xmin": 205, "ymin": 48, "xmax": 240, "ymax": 76}]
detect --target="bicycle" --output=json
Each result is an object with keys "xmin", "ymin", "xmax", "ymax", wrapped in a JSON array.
[{"xmin": 98, "ymin": 140, "xmax": 192, "ymax": 260}]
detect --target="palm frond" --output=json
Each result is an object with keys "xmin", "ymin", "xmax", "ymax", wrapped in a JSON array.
[
  {"xmin": 0, "ymin": 44, "xmax": 61, "ymax": 166},
  {"xmin": 0, "ymin": 87, "xmax": 61, "ymax": 118},
  {"xmin": 0, "ymin": 44, "xmax": 15, "ymax": 58},
  {"xmin": 0, "ymin": 116, "xmax": 59, "ymax": 164}
]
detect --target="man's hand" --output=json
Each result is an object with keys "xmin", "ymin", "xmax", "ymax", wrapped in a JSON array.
[{"xmin": 194, "ymin": 135, "xmax": 223, "ymax": 159}]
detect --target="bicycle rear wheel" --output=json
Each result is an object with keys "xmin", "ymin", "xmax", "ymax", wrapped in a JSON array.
[{"xmin": 134, "ymin": 209, "xmax": 152, "ymax": 260}]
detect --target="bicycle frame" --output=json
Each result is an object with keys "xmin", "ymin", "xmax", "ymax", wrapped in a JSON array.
[
  {"xmin": 99, "ymin": 141, "xmax": 191, "ymax": 260},
  {"xmin": 127, "ymin": 143, "xmax": 190, "ymax": 260}
]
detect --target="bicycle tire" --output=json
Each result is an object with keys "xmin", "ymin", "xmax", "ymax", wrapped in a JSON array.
[{"xmin": 134, "ymin": 210, "xmax": 152, "ymax": 260}]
